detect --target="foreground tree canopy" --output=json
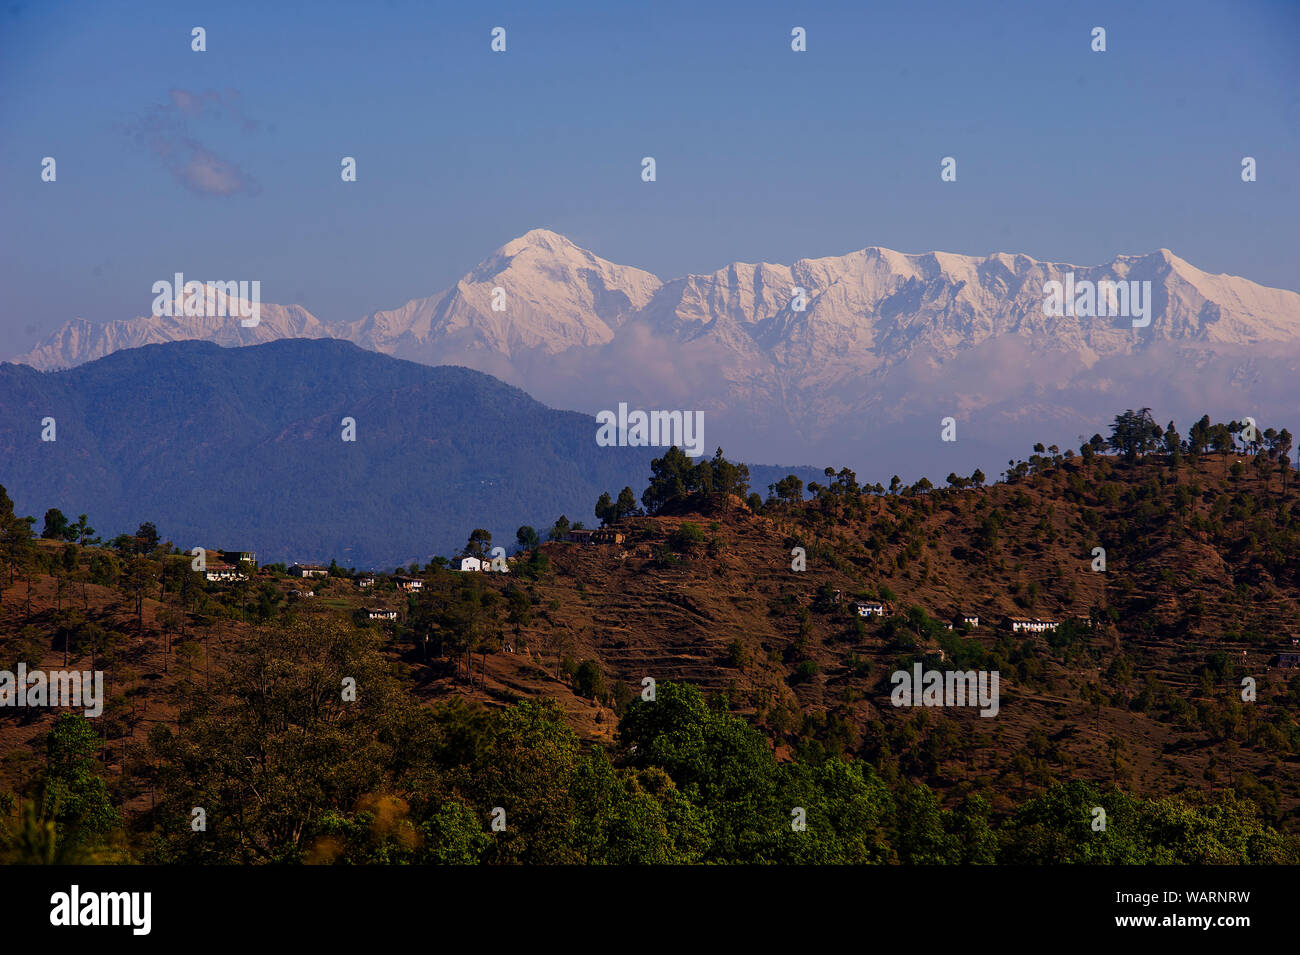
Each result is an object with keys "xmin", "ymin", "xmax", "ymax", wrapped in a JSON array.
[{"xmin": 3, "ymin": 621, "xmax": 1293, "ymax": 864}]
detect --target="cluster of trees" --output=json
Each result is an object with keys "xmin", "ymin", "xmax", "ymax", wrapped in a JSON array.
[
  {"xmin": 640, "ymin": 447, "xmax": 753, "ymax": 514},
  {"xmin": 1104, "ymin": 408, "xmax": 1167, "ymax": 461},
  {"xmin": 594, "ymin": 487, "xmax": 640, "ymax": 525},
  {"xmin": 758, "ymin": 467, "xmax": 986, "ymax": 543},
  {"xmin": 40, "ymin": 507, "xmax": 164, "ymax": 556},
  {"xmin": 1083, "ymin": 409, "xmax": 1294, "ymax": 480},
  {"xmin": 511, "ymin": 448, "xmax": 758, "ymax": 557},
  {"xmin": 769, "ymin": 468, "xmax": 987, "ymax": 510},
  {"xmin": 944, "ymin": 469, "xmax": 988, "ymax": 491},
  {"xmin": 5, "ymin": 648, "xmax": 1293, "ymax": 864},
  {"xmin": 401, "ymin": 572, "xmax": 536, "ymax": 684},
  {"xmin": 749, "ymin": 411, "xmax": 1299, "ymax": 501},
  {"xmin": 40, "ymin": 509, "xmax": 96, "ymax": 545}
]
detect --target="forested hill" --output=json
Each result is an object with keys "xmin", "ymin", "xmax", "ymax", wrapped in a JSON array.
[{"xmin": 0, "ymin": 338, "xmax": 816, "ymax": 566}]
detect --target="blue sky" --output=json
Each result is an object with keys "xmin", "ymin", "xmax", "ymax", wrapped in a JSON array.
[{"xmin": 2, "ymin": 0, "xmax": 1297, "ymax": 356}]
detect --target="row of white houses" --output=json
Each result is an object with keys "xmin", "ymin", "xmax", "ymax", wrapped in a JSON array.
[
  {"xmin": 1008, "ymin": 617, "xmax": 1060, "ymax": 634},
  {"xmin": 851, "ymin": 601, "xmax": 1059, "ymax": 634},
  {"xmin": 203, "ymin": 564, "xmax": 246, "ymax": 583}
]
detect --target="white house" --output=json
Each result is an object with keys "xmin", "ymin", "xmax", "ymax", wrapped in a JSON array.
[
  {"xmin": 289, "ymin": 564, "xmax": 328, "ymax": 579},
  {"xmin": 366, "ymin": 609, "xmax": 398, "ymax": 621},
  {"xmin": 204, "ymin": 562, "xmax": 245, "ymax": 583},
  {"xmin": 1009, "ymin": 617, "xmax": 1058, "ymax": 634},
  {"xmin": 356, "ymin": 576, "xmax": 376, "ymax": 589},
  {"xmin": 855, "ymin": 601, "xmax": 886, "ymax": 618},
  {"xmin": 459, "ymin": 557, "xmax": 483, "ymax": 572},
  {"xmin": 287, "ymin": 589, "xmax": 315, "ymax": 598},
  {"xmin": 961, "ymin": 614, "xmax": 980, "ymax": 628},
  {"xmin": 393, "ymin": 576, "xmax": 424, "ymax": 591}
]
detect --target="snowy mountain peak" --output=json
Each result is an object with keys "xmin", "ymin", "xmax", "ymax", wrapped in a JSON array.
[{"xmin": 497, "ymin": 228, "xmax": 586, "ymax": 258}]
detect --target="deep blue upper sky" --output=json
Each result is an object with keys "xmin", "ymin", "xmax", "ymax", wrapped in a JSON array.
[{"xmin": 2, "ymin": 0, "xmax": 1297, "ymax": 357}]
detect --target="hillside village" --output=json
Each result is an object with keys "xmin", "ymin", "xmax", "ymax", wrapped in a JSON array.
[
  {"xmin": 174, "ymin": 543, "xmax": 1072, "ymax": 641},
  {"xmin": 1, "ymin": 410, "xmax": 1299, "ymax": 862}
]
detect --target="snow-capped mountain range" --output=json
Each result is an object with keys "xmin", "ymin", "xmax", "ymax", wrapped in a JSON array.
[{"xmin": 13, "ymin": 229, "xmax": 1300, "ymax": 476}]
